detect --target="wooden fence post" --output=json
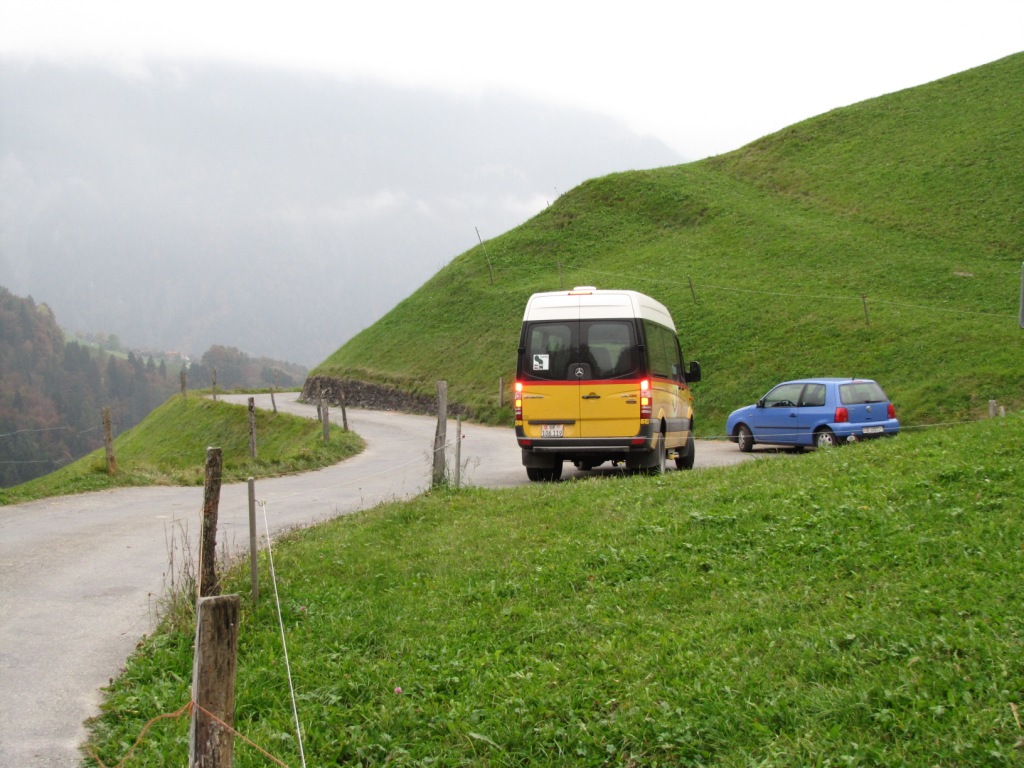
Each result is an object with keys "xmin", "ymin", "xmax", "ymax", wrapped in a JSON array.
[
  {"xmin": 248, "ymin": 478, "xmax": 258, "ymax": 605},
  {"xmin": 321, "ymin": 395, "xmax": 331, "ymax": 443},
  {"xmin": 189, "ymin": 594, "xmax": 240, "ymax": 768},
  {"xmin": 102, "ymin": 406, "xmax": 117, "ymax": 475},
  {"xmin": 199, "ymin": 447, "xmax": 223, "ymax": 599},
  {"xmin": 247, "ymin": 397, "xmax": 257, "ymax": 459},
  {"xmin": 432, "ymin": 381, "xmax": 448, "ymax": 487},
  {"xmin": 498, "ymin": 376, "xmax": 504, "ymax": 408},
  {"xmin": 270, "ymin": 370, "xmax": 278, "ymax": 413},
  {"xmin": 211, "ymin": 369, "xmax": 217, "ymax": 401},
  {"xmin": 339, "ymin": 388, "xmax": 349, "ymax": 432}
]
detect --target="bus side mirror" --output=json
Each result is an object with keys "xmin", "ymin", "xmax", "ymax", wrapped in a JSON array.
[{"xmin": 686, "ymin": 361, "xmax": 702, "ymax": 383}]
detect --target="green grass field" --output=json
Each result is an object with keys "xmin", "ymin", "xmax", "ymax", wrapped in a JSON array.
[{"xmin": 85, "ymin": 414, "xmax": 1024, "ymax": 766}]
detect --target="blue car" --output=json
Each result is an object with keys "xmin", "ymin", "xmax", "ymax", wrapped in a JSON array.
[{"xmin": 726, "ymin": 378, "xmax": 899, "ymax": 451}]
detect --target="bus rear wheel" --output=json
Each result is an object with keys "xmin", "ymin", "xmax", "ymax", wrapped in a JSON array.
[{"xmin": 527, "ymin": 463, "xmax": 563, "ymax": 482}]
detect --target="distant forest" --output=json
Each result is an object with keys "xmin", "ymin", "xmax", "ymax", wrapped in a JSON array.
[{"xmin": 0, "ymin": 287, "xmax": 306, "ymax": 488}]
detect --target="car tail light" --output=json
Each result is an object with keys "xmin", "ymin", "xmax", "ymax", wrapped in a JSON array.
[
  {"xmin": 834, "ymin": 406, "xmax": 849, "ymax": 423},
  {"xmin": 514, "ymin": 381, "xmax": 523, "ymax": 423},
  {"xmin": 640, "ymin": 379, "xmax": 652, "ymax": 420},
  {"xmin": 887, "ymin": 403, "xmax": 897, "ymax": 419}
]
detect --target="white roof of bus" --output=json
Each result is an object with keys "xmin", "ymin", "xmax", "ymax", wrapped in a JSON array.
[{"xmin": 523, "ymin": 287, "xmax": 676, "ymax": 329}]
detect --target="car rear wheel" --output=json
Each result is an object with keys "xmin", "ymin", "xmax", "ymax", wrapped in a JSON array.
[
  {"xmin": 814, "ymin": 428, "xmax": 838, "ymax": 449},
  {"xmin": 736, "ymin": 425, "xmax": 754, "ymax": 453}
]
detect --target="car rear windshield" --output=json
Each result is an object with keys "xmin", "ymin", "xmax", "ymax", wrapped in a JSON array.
[{"xmin": 839, "ymin": 381, "xmax": 889, "ymax": 405}]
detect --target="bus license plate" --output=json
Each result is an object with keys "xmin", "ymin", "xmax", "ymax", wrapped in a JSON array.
[{"xmin": 541, "ymin": 424, "xmax": 564, "ymax": 438}]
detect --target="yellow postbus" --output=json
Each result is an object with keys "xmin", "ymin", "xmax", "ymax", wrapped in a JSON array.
[{"xmin": 514, "ymin": 287, "xmax": 701, "ymax": 481}]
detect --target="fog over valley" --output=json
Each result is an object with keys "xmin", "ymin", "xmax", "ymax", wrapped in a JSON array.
[{"xmin": 0, "ymin": 60, "xmax": 681, "ymax": 365}]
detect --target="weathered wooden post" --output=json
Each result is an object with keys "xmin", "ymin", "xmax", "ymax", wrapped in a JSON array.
[
  {"xmin": 321, "ymin": 394, "xmax": 331, "ymax": 443},
  {"xmin": 432, "ymin": 381, "xmax": 448, "ymax": 487},
  {"xmin": 102, "ymin": 406, "xmax": 117, "ymax": 475},
  {"xmin": 189, "ymin": 593, "xmax": 240, "ymax": 768},
  {"xmin": 498, "ymin": 376, "xmax": 504, "ymax": 408},
  {"xmin": 247, "ymin": 397, "xmax": 257, "ymax": 459},
  {"xmin": 247, "ymin": 478, "xmax": 258, "ymax": 605},
  {"xmin": 199, "ymin": 447, "xmax": 223, "ymax": 599},
  {"xmin": 270, "ymin": 370, "xmax": 278, "ymax": 414},
  {"xmin": 211, "ymin": 369, "xmax": 217, "ymax": 401},
  {"xmin": 339, "ymin": 387, "xmax": 349, "ymax": 432}
]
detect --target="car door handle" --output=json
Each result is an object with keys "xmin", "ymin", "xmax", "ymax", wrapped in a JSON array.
[{"xmin": 581, "ymin": 393, "xmax": 601, "ymax": 400}]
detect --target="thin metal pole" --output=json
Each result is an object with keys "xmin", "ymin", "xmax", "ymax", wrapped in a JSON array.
[
  {"xmin": 1018, "ymin": 261, "xmax": 1023, "ymax": 329},
  {"xmin": 454, "ymin": 417, "xmax": 462, "ymax": 489}
]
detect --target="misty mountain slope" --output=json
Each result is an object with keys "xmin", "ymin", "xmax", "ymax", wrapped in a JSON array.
[
  {"xmin": 0, "ymin": 60, "xmax": 680, "ymax": 364},
  {"xmin": 310, "ymin": 52, "xmax": 1024, "ymax": 430}
]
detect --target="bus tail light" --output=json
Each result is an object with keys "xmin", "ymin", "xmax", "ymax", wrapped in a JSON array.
[
  {"xmin": 640, "ymin": 379, "xmax": 652, "ymax": 420},
  {"xmin": 514, "ymin": 381, "xmax": 523, "ymax": 423}
]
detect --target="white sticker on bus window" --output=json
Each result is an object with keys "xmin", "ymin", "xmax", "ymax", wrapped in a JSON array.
[{"xmin": 533, "ymin": 354, "xmax": 549, "ymax": 371}]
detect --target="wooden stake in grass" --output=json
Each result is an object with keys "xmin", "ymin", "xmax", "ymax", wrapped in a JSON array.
[
  {"xmin": 247, "ymin": 478, "xmax": 258, "ymax": 605},
  {"xmin": 199, "ymin": 447, "xmax": 223, "ymax": 599},
  {"xmin": 432, "ymin": 381, "xmax": 448, "ymax": 487},
  {"xmin": 339, "ymin": 387, "xmax": 349, "ymax": 432},
  {"xmin": 102, "ymin": 406, "xmax": 117, "ymax": 475},
  {"xmin": 321, "ymin": 394, "xmax": 331, "ymax": 443},
  {"xmin": 189, "ymin": 594, "xmax": 239, "ymax": 768},
  {"xmin": 247, "ymin": 397, "xmax": 257, "ymax": 459}
]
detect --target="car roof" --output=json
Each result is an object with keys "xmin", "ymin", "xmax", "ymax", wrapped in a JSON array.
[{"xmin": 776, "ymin": 378, "xmax": 877, "ymax": 385}]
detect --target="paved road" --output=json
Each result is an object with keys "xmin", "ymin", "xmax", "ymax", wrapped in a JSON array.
[{"xmin": 0, "ymin": 393, "xmax": 759, "ymax": 767}]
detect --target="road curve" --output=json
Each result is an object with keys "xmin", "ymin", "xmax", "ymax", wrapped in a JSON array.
[{"xmin": 0, "ymin": 393, "xmax": 759, "ymax": 767}]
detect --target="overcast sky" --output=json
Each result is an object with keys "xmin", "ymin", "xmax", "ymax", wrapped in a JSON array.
[
  {"xmin": 2, "ymin": 2, "xmax": 1021, "ymax": 366},
  {"xmin": 3, "ymin": 0, "xmax": 1022, "ymax": 160}
]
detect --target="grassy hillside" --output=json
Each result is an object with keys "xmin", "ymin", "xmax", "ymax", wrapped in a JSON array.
[
  {"xmin": 0, "ymin": 395, "xmax": 362, "ymax": 504},
  {"xmin": 312, "ymin": 53, "xmax": 1024, "ymax": 432},
  {"xmin": 86, "ymin": 414, "xmax": 1024, "ymax": 765}
]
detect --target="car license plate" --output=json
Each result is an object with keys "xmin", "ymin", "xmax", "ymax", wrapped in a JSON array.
[
  {"xmin": 541, "ymin": 424, "xmax": 564, "ymax": 438},
  {"xmin": 862, "ymin": 425, "xmax": 884, "ymax": 435}
]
